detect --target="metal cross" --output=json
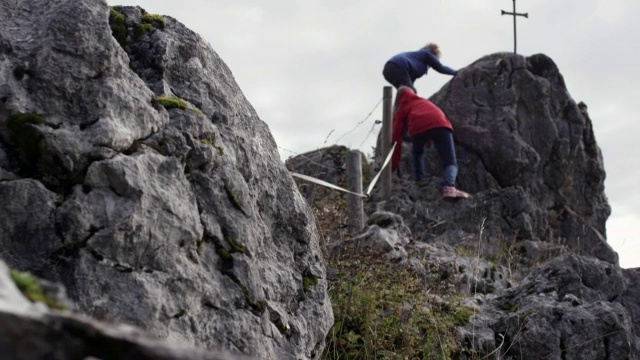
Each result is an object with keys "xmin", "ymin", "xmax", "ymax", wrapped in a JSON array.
[{"xmin": 501, "ymin": 0, "xmax": 528, "ymax": 54}]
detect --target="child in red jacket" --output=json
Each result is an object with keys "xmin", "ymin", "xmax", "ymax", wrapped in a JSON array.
[{"xmin": 391, "ymin": 86, "xmax": 470, "ymax": 199}]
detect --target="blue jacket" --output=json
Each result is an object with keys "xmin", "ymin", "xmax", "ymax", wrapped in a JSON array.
[{"xmin": 388, "ymin": 49, "xmax": 457, "ymax": 82}]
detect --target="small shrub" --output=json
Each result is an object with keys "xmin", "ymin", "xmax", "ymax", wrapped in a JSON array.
[
  {"xmin": 154, "ymin": 95, "xmax": 188, "ymax": 110},
  {"xmin": 323, "ymin": 242, "xmax": 463, "ymax": 360}
]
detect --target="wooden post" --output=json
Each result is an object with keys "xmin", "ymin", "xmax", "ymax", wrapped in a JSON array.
[
  {"xmin": 346, "ymin": 150, "xmax": 364, "ymax": 233},
  {"xmin": 381, "ymin": 86, "xmax": 393, "ymax": 199}
]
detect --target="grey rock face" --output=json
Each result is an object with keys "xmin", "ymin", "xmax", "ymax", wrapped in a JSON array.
[
  {"xmin": 353, "ymin": 212, "xmax": 412, "ymax": 261},
  {"xmin": 0, "ymin": 261, "xmax": 250, "ymax": 360},
  {"xmin": 465, "ymin": 255, "xmax": 638, "ymax": 359},
  {"xmin": 388, "ymin": 53, "xmax": 615, "ymax": 264},
  {"xmin": 0, "ymin": 1, "xmax": 331, "ymax": 359}
]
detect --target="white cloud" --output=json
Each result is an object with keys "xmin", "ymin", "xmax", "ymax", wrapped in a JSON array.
[{"xmin": 607, "ymin": 211, "xmax": 640, "ymax": 269}]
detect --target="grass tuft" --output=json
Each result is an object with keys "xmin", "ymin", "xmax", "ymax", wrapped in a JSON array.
[{"xmin": 10, "ymin": 270, "xmax": 66, "ymax": 310}]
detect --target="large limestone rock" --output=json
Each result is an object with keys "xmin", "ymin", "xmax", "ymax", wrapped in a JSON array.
[
  {"xmin": 386, "ymin": 53, "xmax": 615, "ymax": 264},
  {"xmin": 0, "ymin": 1, "xmax": 332, "ymax": 359}
]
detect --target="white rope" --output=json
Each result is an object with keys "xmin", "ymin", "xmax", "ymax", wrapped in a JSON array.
[
  {"xmin": 290, "ymin": 172, "xmax": 368, "ymax": 198},
  {"xmin": 289, "ymin": 142, "xmax": 397, "ymax": 199},
  {"xmin": 364, "ymin": 142, "xmax": 396, "ymax": 196}
]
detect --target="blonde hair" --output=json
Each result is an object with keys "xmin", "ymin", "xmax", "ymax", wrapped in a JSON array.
[{"xmin": 422, "ymin": 43, "xmax": 441, "ymax": 58}]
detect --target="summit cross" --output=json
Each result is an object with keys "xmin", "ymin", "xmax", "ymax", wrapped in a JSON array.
[{"xmin": 501, "ymin": 0, "xmax": 528, "ymax": 54}]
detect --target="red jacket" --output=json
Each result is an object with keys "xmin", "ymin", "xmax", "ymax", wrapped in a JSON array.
[{"xmin": 391, "ymin": 88, "xmax": 453, "ymax": 171}]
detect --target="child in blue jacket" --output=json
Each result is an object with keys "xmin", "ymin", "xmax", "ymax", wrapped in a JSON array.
[{"xmin": 383, "ymin": 43, "xmax": 457, "ymax": 93}]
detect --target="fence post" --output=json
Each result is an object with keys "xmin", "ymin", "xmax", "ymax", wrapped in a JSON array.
[
  {"xmin": 346, "ymin": 150, "xmax": 364, "ymax": 233},
  {"xmin": 381, "ymin": 86, "xmax": 393, "ymax": 199}
]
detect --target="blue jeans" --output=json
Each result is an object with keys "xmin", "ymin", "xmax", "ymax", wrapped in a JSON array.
[
  {"xmin": 382, "ymin": 61, "xmax": 416, "ymax": 92},
  {"xmin": 411, "ymin": 128, "xmax": 458, "ymax": 187}
]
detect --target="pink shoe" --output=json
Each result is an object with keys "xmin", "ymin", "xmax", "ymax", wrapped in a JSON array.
[{"xmin": 442, "ymin": 186, "xmax": 470, "ymax": 199}]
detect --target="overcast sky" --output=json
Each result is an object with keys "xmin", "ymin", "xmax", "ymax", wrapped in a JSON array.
[{"xmin": 107, "ymin": 0, "xmax": 640, "ymax": 268}]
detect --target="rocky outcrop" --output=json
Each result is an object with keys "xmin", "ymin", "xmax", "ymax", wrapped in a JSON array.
[
  {"xmin": 0, "ymin": 1, "xmax": 331, "ymax": 359},
  {"xmin": 384, "ymin": 53, "xmax": 615, "ymax": 264},
  {"xmin": 467, "ymin": 255, "xmax": 639, "ymax": 359}
]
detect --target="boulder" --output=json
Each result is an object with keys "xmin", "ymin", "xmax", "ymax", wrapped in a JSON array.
[
  {"xmin": 387, "ymin": 53, "xmax": 615, "ymax": 264},
  {"xmin": 0, "ymin": 1, "xmax": 332, "ymax": 359}
]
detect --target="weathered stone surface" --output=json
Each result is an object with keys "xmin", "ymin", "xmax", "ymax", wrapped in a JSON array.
[
  {"xmin": 0, "ymin": 1, "xmax": 331, "ymax": 359},
  {"xmin": 0, "ymin": 180, "xmax": 61, "ymax": 271},
  {"xmin": 0, "ymin": 261, "xmax": 250, "ymax": 360},
  {"xmin": 464, "ymin": 255, "xmax": 638, "ymax": 359}
]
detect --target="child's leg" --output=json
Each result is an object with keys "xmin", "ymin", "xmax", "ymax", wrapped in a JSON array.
[
  {"xmin": 411, "ymin": 132, "xmax": 429, "ymax": 181},
  {"xmin": 430, "ymin": 128, "xmax": 458, "ymax": 188}
]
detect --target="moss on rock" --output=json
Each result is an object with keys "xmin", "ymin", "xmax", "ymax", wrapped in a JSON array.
[
  {"xmin": 224, "ymin": 185, "xmax": 247, "ymax": 216},
  {"xmin": 108, "ymin": 7, "xmax": 127, "ymax": 47},
  {"xmin": 10, "ymin": 270, "xmax": 66, "ymax": 310},
  {"xmin": 200, "ymin": 137, "xmax": 223, "ymax": 155},
  {"xmin": 224, "ymin": 232, "xmax": 246, "ymax": 254},
  {"xmin": 141, "ymin": 13, "xmax": 166, "ymax": 29},
  {"xmin": 215, "ymin": 246, "xmax": 233, "ymax": 262},
  {"xmin": 302, "ymin": 275, "xmax": 318, "ymax": 293},
  {"xmin": 135, "ymin": 23, "xmax": 155, "ymax": 36},
  {"xmin": 154, "ymin": 96, "xmax": 188, "ymax": 110}
]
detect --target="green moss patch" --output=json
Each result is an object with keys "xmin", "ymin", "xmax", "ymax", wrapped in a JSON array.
[
  {"xmin": 224, "ymin": 185, "xmax": 247, "ymax": 216},
  {"xmin": 223, "ymin": 231, "xmax": 246, "ymax": 254},
  {"xmin": 10, "ymin": 270, "xmax": 66, "ymax": 310},
  {"xmin": 215, "ymin": 246, "xmax": 233, "ymax": 262},
  {"xmin": 302, "ymin": 275, "xmax": 318, "ymax": 294},
  {"xmin": 109, "ymin": 7, "xmax": 127, "ymax": 47},
  {"xmin": 449, "ymin": 304, "xmax": 474, "ymax": 327},
  {"xmin": 200, "ymin": 138, "xmax": 223, "ymax": 155},
  {"xmin": 135, "ymin": 23, "xmax": 155, "ymax": 36},
  {"xmin": 236, "ymin": 280, "xmax": 266, "ymax": 314},
  {"xmin": 141, "ymin": 13, "xmax": 166, "ymax": 29},
  {"xmin": 154, "ymin": 96, "xmax": 188, "ymax": 110}
]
